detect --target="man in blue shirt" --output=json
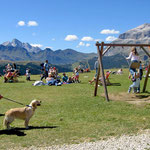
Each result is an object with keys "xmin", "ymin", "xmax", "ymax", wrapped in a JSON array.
[{"xmin": 41, "ymin": 60, "xmax": 49, "ymax": 80}]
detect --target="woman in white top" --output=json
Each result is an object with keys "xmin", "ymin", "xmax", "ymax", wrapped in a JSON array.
[
  {"xmin": 126, "ymin": 47, "xmax": 139, "ymax": 62},
  {"xmin": 126, "ymin": 47, "xmax": 140, "ymax": 78}
]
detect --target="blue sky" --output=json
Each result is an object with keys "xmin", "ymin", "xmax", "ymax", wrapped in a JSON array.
[{"xmin": 0, "ymin": 0, "xmax": 150, "ymax": 53}]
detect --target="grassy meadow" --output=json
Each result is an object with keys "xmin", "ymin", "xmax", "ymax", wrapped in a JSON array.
[{"xmin": 0, "ymin": 69, "xmax": 150, "ymax": 149}]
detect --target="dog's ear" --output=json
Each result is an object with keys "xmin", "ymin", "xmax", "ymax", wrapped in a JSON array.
[{"xmin": 32, "ymin": 102, "xmax": 37, "ymax": 108}]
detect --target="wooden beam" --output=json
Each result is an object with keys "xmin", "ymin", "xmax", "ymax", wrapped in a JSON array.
[
  {"xmin": 141, "ymin": 46, "xmax": 150, "ymax": 58},
  {"xmin": 96, "ymin": 43, "xmax": 150, "ymax": 47},
  {"xmin": 143, "ymin": 63, "xmax": 150, "ymax": 92},
  {"xmin": 102, "ymin": 46, "xmax": 111, "ymax": 56},
  {"xmin": 98, "ymin": 42, "xmax": 109, "ymax": 101}
]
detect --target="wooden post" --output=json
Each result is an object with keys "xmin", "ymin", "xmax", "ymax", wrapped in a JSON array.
[
  {"xmin": 94, "ymin": 64, "xmax": 100, "ymax": 96},
  {"xmin": 98, "ymin": 42, "xmax": 109, "ymax": 101},
  {"xmin": 143, "ymin": 63, "xmax": 150, "ymax": 92},
  {"xmin": 141, "ymin": 47, "xmax": 150, "ymax": 92},
  {"xmin": 94, "ymin": 44, "xmax": 101, "ymax": 96}
]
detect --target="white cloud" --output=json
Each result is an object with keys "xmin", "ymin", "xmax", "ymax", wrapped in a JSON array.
[
  {"xmin": 65, "ymin": 35, "xmax": 78, "ymax": 41},
  {"xmin": 100, "ymin": 29, "xmax": 120, "ymax": 34},
  {"xmin": 79, "ymin": 42, "xmax": 85, "ymax": 46},
  {"xmin": 95, "ymin": 39, "xmax": 102, "ymax": 42},
  {"xmin": 81, "ymin": 36, "xmax": 94, "ymax": 41},
  {"xmin": 77, "ymin": 42, "xmax": 90, "ymax": 48},
  {"xmin": 30, "ymin": 44, "xmax": 43, "ymax": 48},
  {"xmin": 86, "ymin": 43, "xmax": 90, "ymax": 47},
  {"xmin": 52, "ymin": 38, "xmax": 55, "ymax": 41},
  {"xmin": 105, "ymin": 36, "xmax": 117, "ymax": 41},
  {"xmin": 17, "ymin": 21, "xmax": 25, "ymax": 26},
  {"xmin": 28, "ymin": 21, "xmax": 38, "ymax": 26}
]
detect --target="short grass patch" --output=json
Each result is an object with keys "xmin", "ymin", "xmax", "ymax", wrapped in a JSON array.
[{"xmin": 0, "ymin": 69, "xmax": 150, "ymax": 149}]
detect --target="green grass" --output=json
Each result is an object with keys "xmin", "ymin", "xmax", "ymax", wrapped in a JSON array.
[{"xmin": 0, "ymin": 69, "xmax": 150, "ymax": 149}]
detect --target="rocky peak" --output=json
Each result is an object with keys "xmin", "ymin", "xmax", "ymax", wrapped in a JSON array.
[
  {"xmin": 119, "ymin": 23, "xmax": 150, "ymax": 40},
  {"xmin": 11, "ymin": 39, "xmax": 23, "ymax": 47},
  {"xmin": 1, "ymin": 39, "xmax": 42, "ymax": 53},
  {"xmin": 2, "ymin": 41, "xmax": 12, "ymax": 46}
]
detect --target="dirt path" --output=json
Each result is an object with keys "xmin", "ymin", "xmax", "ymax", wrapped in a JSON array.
[{"xmin": 102, "ymin": 92, "xmax": 150, "ymax": 105}]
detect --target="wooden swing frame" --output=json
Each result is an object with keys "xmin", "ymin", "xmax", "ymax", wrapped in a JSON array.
[{"xmin": 94, "ymin": 42, "xmax": 150, "ymax": 102}]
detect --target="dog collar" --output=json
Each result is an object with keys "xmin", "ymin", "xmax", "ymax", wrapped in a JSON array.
[{"xmin": 26, "ymin": 105, "xmax": 32, "ymax": 108}]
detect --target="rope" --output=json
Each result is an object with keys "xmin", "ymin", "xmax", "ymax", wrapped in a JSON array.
[{"xmin": 3, "ymin": 97, "xmax": 24, "ymax": 106}]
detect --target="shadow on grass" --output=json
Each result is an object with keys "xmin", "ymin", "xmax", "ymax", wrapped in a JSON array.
[
  {"xmin": 0, "ymin": 129, "xmax": 26, "ymax": 136},
  {"xmin": 110, "ymin": 83, "xmax": 121, "ymax": 86},
  {"xmin": 0, "ymin": 125, "xmax": 58, "ymax": 136},
  {"xmin": 14, "ymin": 125, "xmax": 58, "ymax": 130},
  {"xmin": 15, "ymin": 81, "xmax": 26, "ymax": 83},
  {"xmin": 142, "ymin": 91, "xmax": 150, "ymax": 94},
  {"xmin": 4, "ymin": 81, "xmax": 26, "ymax": 83},
  {"xmin": 135, "ymin": 95, "xmax": 150, "ymax": 99},
  {"xmin": 28, "ymin": 80, "xmax": 36, "ymax": 81},
  {"xmin": 0, "ymin": 114, "xmax": 5, "ymax": 117}
]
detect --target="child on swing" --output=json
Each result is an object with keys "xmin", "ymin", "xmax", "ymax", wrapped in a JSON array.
[{"xmin": 128, "ymin": 72, "xmax": 140, "ymax": 93}]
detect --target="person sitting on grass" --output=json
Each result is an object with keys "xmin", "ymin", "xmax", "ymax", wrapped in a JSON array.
[
  {"xmin": 67, "ymin": 76, "xmax": 74, "ymax": 83},
  {"xmin": 6, "ymin": 64, "xmax": 12, "ymax": 72},
  {"xmin": 49, "ymin": 67, "xmax": 58, "ymax": 79},
  {"xmin": 62, "ymin": 73, "xmax": 68, "ymax": 83},
  {"xmin": 4, "ymin": 70, "xmax": 19, "ymax": 83},
  {"xmin": 12, "ymin": 70, "xmax": 19, "ymax": 82},
  {"xmin": 46, "ymin": 74, "xmax": 61, "ymax": 86},
  {"xmin": 128, "ymin": 72, "xmax": 140, "ymax": 93},
  {"xmin": 46, "ymin": 74, "xmax": 55, "ymax": 85},
  {"xmin": 4, "ymin": 70, "xmax": 13, "ymax": 83}
]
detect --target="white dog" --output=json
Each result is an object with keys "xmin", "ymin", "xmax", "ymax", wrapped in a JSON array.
[{"xmin": 3, "ymin": 100, "xmax": 41, "ymax": 129}]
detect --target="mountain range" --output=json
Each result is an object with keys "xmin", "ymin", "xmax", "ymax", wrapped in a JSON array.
[
  {"xmin": 2, "ymin": 39, "xmax": 41, "ymax": 53},
  {"xmin": 0, "ymin": 39, "xmax": 96, "ymax": 64}
]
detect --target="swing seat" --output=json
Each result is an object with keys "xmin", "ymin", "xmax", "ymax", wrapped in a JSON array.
[{"xmin": 130, "ymin": 62, "xmax": 140, "ymax": 69}]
